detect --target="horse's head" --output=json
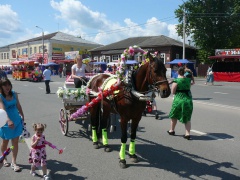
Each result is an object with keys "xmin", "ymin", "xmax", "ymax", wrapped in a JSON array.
[{"xmin": 146, "ymin": 52, "xmax": 171, "ymax": 98}]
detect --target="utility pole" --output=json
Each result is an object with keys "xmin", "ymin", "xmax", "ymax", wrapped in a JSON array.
[
  {"xmin": 182, "ymin": 2, "xmax": 186, "ymax": 60},
  {"xmin": 36, "ymin": 26, "xmax": 44, "ymax": 64}
]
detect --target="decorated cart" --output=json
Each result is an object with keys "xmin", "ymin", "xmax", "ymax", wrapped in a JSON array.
[
  {"xmin": 57, "ymin": 85, "xmax": 89, "ymax": 135},
  {"xmin": 11, "ymin": 60, "xmax": 37, "ymax": 81}
]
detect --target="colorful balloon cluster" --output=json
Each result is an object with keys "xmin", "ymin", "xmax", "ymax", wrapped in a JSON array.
[{"xmin": 70, "ymin": 80, "xmax": 120, "ymax": 119}]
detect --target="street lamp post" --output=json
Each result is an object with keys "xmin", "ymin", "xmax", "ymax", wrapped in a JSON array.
[{"xmin": 35, "ymin": 26, "xmax": 44, "ymax": 64}]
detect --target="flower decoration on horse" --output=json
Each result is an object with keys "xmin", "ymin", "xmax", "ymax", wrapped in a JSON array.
[{"xmin": 116, "ymin": 45, "xmax": 147, "ymax": 81}]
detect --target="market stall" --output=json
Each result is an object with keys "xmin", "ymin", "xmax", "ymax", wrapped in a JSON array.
[
  {"xmin": 209, "ymin": 48, "xmax": 240, "ymax": 82},
  {"xmin": 11, "ymin": 60, "xmax": 37, "ymax": 80}
]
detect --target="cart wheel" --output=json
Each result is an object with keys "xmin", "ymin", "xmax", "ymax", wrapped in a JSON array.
[{"xmin": 59, "ymin": 108, "xmax": 68, "ymax": 136}]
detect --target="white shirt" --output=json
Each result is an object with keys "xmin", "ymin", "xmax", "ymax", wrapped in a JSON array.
[
  {"xmin": 43, "ymin": 69, "xmax": 51, "ymax": 80},
  {"xmin": 72, "ymin": 64, "xmax": 86, "ymax": 77}
]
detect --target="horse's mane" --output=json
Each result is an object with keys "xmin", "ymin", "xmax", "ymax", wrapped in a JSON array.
[{"xmin": 154, "ymin": 57, "xmax": 165, "ymax": 74}]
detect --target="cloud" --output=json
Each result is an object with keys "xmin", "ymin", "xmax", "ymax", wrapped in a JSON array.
[
  {"xmin": 51, "ymin": 0, "xmax": 180, "ymax": 45},
  {"xmin": 0, "ymin": 4, "xmax": 21, "ymax": 39}
]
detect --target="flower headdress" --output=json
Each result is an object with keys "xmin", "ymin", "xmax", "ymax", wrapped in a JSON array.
[{"xmin": 116, "ymin": 45, "xmax": 147, "ymax": 81}]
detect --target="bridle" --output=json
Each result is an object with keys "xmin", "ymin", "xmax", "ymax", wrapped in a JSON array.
[
  {"xmin": 139, "ymin": 58, "xmax": 168, "ymax": 94},
  {"xmin": 148, "ymin": 59, "xmax": 168, "ymax": 88}
]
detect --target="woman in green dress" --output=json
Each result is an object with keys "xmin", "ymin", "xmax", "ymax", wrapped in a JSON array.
[{"xmin": 168, "ymin": 67, "xmax": 193, "ymax": 140}]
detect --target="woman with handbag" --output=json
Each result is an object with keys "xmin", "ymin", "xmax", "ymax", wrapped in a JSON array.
[{"xmin": 205, "ymin": 65, "xmax": 214, "ymax": 85}]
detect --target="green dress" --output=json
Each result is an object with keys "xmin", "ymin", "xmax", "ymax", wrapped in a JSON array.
[{"xmin": 169, "ymin": 78, "xmax": 193, "ymax": 123}]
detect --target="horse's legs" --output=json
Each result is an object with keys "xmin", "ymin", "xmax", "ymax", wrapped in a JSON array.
[
  {"xmin": 101, "ymin": 117, "xmax": 111, "ymax": 152},
  {"xmin": 128, "ymin": 118, "xmax": 140, "ymax": 163},
  {"xmin": 119, "ymin": 118, "xmax": 128, "ymax": 168},
  {"xmin": 90, "ymin": 105, "xmax": 100, "ymax": 149}
]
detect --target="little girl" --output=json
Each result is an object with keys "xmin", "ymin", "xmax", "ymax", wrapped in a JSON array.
[{"xmin": 29, "ymin": 123, "xmax": 50, "ymax": 180}]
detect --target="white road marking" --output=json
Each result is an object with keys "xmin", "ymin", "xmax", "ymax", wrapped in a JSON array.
[
  {"xmin": 38, "ymin": 87, "xmax": 43, "ymax": 89},
  {"xmin": 191, "ymin": 130, "xmax": 234, "ymax": 141},
  {"xmin": 192, "ymin": 100, "xmax": 240, "ymax": 111},
  {"xmin": 214, "ymin": 92, "xmax": 228, "ymax": 95}
]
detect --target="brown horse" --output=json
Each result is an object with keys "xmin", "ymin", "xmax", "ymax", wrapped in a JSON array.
[{"xmin": 88, "ymin": 52, "xmax": 171, "ymax": 168}]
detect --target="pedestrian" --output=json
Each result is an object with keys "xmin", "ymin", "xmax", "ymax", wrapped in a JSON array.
[
  {"xmin": 0, "ymin": 68, "xmax": 7, "ymax": 80},
  {"xmin": 205, "ymin": 65, "xmax": 214, "ymax": 85},
  {"xmin": 63, "ymin": 66, "xmax": 66, "ymax": 76},
  {"xmin": 43, "ymin": 66, "xmax": 51, "ymax": 94},
  {"xmin": 184, "ymin": 64, "xmax": 195, "ymax": 85},
  {"xmin": 71, "ymin": 55, "xmax": 89, "ymax": 88},
  {"xmin": 29, "ymin": 123, "xmax": 50, "ymax": 180},
  {"xmin": 0, "ymin": 78, "xmax": 24, "ymax": 172},
  {"xmin": 168, "ymin": 67, "xmax": 193, "ymax": 140},
  {"xmin": 58, "ymin": 67, "xmax": 63, "ymax": 78}
]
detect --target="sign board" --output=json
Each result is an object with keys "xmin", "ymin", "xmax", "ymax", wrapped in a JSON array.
[
  {"xmin": 215, "ymin": 48, "xmax": 240, "ymax": 56},
  {"xmin": 65, "ymin": 51, "xmax": 79, "ymax": 60}
]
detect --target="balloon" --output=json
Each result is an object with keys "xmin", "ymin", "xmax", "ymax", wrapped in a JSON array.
[{"xmin": 0, "ymin": 109, "xmax": 8, "ymax": 127}]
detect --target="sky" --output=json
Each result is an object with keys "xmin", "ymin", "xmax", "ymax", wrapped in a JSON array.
[{"xmin": 0, "ymin": 0, "xmax": 185, "ymax": 47}]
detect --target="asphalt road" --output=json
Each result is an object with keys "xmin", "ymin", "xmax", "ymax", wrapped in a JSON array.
[{"xmin": 1, "ymin": 75, "xmax": 240, "ymax": 180}]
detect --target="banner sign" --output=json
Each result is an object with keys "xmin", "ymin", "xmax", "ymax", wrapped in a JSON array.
[{"xmin": 215, "ymin": 48, "xmax": 240, "ymax": 56}]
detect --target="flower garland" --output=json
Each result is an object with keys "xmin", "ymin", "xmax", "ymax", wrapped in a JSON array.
[
  {"xmin": 70, "ymin": 80, "xmax": 120, "ymax": 119},
  {"xmin": 56, "ymin": 86, "xmax": 87, "ymax": 102},
  {"xmin": 116, "ymin": 45, "xmax": 147, "ymax": 81}
]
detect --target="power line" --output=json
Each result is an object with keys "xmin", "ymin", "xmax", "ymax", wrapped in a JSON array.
[{"xmin": 81, "ymin": 16, "xmax": 176, "ymax": 38}]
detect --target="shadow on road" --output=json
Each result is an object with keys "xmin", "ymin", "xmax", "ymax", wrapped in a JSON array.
[
  {"xmin": 132, "ymin": 137, "xmax": 239, "ymax": 179},
  {"xmin": 192, "ymin": 97, "xmax": 212, "ymax": 100},
  {"xmin": 48, "ymin": 159, "xmax": 86, "ymax": 180}
]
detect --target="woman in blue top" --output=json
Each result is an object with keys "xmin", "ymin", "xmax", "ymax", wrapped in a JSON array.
[{"xmin": 0, "ymin": 78, "xmax": 24, "ymax": 171}]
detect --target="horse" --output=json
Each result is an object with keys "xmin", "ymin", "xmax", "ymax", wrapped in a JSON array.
[{"xmin": 87, "ymin": 52, "xmax": 171, "ymax": 168}]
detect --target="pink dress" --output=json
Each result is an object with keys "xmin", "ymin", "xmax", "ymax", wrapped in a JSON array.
[{"xmin": 29, "ymin": 134, "xmax": 47, "ymax": 167}]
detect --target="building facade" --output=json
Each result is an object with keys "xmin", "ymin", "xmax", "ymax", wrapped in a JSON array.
[
  {"xmin": 0, "ymin": 32, "xmax": 102, "ymax": 65},
  {"xmin": 89, "ymin": 35, "xmax": 197, "ymax": 66}
]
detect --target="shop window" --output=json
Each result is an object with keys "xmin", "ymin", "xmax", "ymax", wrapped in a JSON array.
[
  {"xmin": 30, "ymin": 47, "xmax": 32, "ymax": 55},
  {"xmin": 34, "ymin": 47, "xmax": 37, "ymax": 53},
  {"xmin": 176, "ymin": 54, "xmax": 179, "ymax": 59},
  {"xmin": 7, "ymin": 53, "xmax": 9, "ymax": 59},
  {"xmin": 112, "ymin": 55, "xmax": 119, "ymax": 61}
]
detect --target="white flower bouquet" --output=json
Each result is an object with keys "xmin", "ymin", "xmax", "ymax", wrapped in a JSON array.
[{"xmin": 56, "ymin": 86, "xmax": 87, "ymax": 102}]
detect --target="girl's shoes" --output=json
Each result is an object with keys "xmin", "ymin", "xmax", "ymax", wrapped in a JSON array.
[
  {"xmin": 30, "ymin": 171, "xmax": 38, "ymax": 176},
  {"xmin": 11, "ymin": 163, "xmax": 21, "ymax": 172},
  {"xmin": 43, "ymin": 174, "xmax": 50, "ymax": 180}
]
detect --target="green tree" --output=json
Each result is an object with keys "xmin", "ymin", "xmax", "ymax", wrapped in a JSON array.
[{"xmin": 175, "ymin": 0, "xmax": 240, "ymax": 63}]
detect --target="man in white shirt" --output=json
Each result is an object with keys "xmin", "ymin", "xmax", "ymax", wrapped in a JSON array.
[{"xmin": 43, "ymin": 66, "xmax": 51, "ymax": 94}]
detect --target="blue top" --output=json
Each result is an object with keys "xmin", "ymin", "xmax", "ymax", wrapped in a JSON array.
[
  {"xmin": 43, "ymin": 69, "xmax": 51, "ymax": 80},
  {"xmin": 0, "ymin": 91, "xmax": 23, "ymax": 140}
]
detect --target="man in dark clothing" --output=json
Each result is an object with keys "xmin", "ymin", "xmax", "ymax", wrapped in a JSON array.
[{"xmin": 0, "ymin": 68, "xmax": 7, "ymax": 80}]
